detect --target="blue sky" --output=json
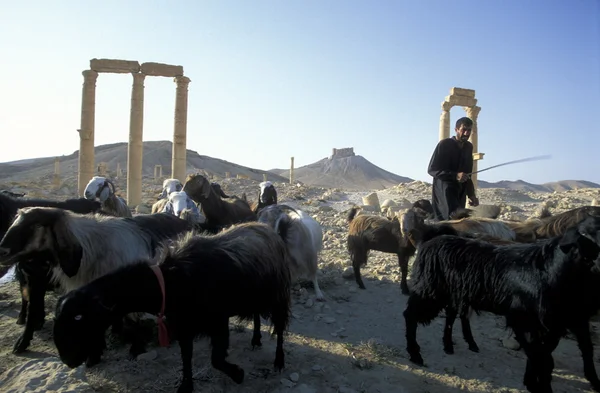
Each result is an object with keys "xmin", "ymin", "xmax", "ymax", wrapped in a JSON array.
[{"xmin": 0, "ymin": 0, "xmax": 598, "ymax": 184}]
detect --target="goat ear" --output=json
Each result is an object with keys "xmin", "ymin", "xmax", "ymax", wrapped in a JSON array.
[
  {"xmin": 98, "ymin": 186, "xmax": 110, "ymax": 202},
  {"xmin": 51, "ymin": 217, "xmax": 83, "ymax": 278}
]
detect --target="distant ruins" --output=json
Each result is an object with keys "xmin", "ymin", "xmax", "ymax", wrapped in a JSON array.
[
  {"xmin": 330, "ymin": 147, "xmax": 355, "ymax": 159},
  {"xmin": 439, "ymin": 87, "xmax": 483, "ymax": 190},
  {"xmin": 77, "ymin": 58, "xmax": 191, "ymax": 206}
]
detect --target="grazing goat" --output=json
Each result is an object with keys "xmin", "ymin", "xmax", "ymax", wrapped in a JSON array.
[
  {"xmin": 84, "ymin": 176, "xmax": 132, "ymax": 217},
  {"xmin": 346, "ymin": 206, "xmax": 421, "ymax": 295},
  {"xmin": 251, "ymin": 181, "xmax": 278, "ymax": 214},
  {"xmin": 161, "ymin": 191, "xmax": 206, "ymax": 225},
  {"xmin": 183, "ymin": 173, "xmax": 256, "ymax": 227},
  {"xmin": 403, "ymin": 215, "xmax": 600, "ymax": 393},
  {"xmin": 0, "ymin": 207, "xmax": 193, "ymax": 360},
  {"xmin": 258, "ymin": 204, "xmax": 324, "ymax": 300},
  {"xmin": 0, "ymin": 192, "xmax": 104, "ymax": 353},
  {"xmin": 412, "ymin": 199, "xmax": 434, "ymax": 218},
  {"xmin": 53, "ymin": 222, "xmax": 292, "ymax": 393}
]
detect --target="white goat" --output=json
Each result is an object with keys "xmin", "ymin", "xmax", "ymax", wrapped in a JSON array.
[
  {"xmin": 84, "ymin": 176, "xmax": 131, "ymax": 217},
  {"xmin": 152, "ymin": 178, "xmax": 184, "ymax": 214},
  {"xmin": 257, "ymin": 204, "xmax": 325, "ymax": 300},
  {"xmin": 161, "ymin": 190, "xmax": 206, "ymax": 225}
]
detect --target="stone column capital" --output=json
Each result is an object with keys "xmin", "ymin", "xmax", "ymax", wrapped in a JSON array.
[
  {"xmin": 441, "ymin": 101, "xmax": 453, "ymax": 111},
  {"xmin": 464, "ymin": 105, "xmax": 481, "ymax": 120},
  {"xmin": 82, "ymin": 70, "xmax": 98, "ymax": 83},
  {"xmin": 132, "ymin": 72, "xmax": 146, "ymax": 84},
  {"xmin": 175, "ymin": 75, "xmax": 191, "ymax": 87}
]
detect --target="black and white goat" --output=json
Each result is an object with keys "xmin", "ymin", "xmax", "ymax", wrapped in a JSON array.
[
  {"xmin": 0, "ymin": 207, "xmax": 193, "ymax": 359},
  {"xmin": 161, "ymin": 190, "xmax": 206, "ymax": 226},
  {"xmin": 53, "ymin": 222, "xmax": 292, "ymax": 393},
  {"xmin": 403, "ymin": 215, "xmax": 600, "ymax": 393},
  {"xmin": 251, "ymin": 181, "xmax": 278, "ymax": 214},
  {"xmin": 0, "ymin": 192, "xmax": 104, "ymax": 353},
  {"xmin": 84, "ymin": 176, "xmax": 131, "ymax": 217},
  {"xmin": 258, "ymin": 204, "xmax": 324, "ymax": 300}
]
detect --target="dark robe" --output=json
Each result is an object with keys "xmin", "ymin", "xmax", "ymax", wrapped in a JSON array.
[{"xmin": 427, "ymin": 136, "xmax": 476, "ymax": 220}]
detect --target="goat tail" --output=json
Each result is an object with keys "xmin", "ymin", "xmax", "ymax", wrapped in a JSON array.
[
  {"xmin": 347, "ymin": 206, "xmax": 362, "ymax": 224},
  {"xmin": 273, "ymin": 214, "xmax": 293, "ymax": 244}
]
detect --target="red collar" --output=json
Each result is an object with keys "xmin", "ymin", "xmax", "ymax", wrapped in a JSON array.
[{"xmin": 150, "ymin": 265, "xmax": 170, "ymax": 347}]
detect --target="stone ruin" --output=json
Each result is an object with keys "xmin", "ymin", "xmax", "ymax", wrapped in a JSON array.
[
  {"xmin": 439, "ymin": 87, "xmax": 484, "ymax": 191},
  {"xmin": 77, "ymin": 58, "xmax": 191, "ymax": 206},
  {"xmin": 330, "ymin": 147, "xmax": 355, "ymax": 159}
]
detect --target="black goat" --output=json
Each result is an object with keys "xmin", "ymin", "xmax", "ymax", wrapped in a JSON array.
[
  {"xmin": 0, "ymin": 192, "xmax": 104, "ymax": 353},
  {"xmin": 53, "ymin": 222, "xmax": 292, "ymax": 393},
  {"xmin": 403, "ymin": 215, "xmax": 600, "ymax": 393}
]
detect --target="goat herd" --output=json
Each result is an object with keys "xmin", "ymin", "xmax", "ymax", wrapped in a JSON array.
[{"xmin": 0, "ymin": 178, "xmax": 599, "ymax": 393}]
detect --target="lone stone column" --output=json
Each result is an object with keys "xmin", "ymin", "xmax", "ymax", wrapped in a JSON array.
[
  {"xmin": 127, "ymin": 73, "xmax": 146, "ymax": 207},
  {"xmin": 77, "ymin": 70, "xmax": 99, "ymax": 196},
  {"xmin": 290, "ymin": 157, "xmax": 295, "ymax": 185},
  {"xmin": 465, "ymin": 105, "xmax": 482, "ymax": 189},
  {"xmin": 172, "ymin": 76, "xmax": 191, "ymax": 182},
  {"xmin": 439, "ymin": 101, "xmax": 452, "ymax": 141}
]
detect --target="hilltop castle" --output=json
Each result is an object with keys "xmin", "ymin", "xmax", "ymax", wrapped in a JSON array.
[{"xmin": 330, "ymin": 147, "xmax": 355, "ymax": 159}]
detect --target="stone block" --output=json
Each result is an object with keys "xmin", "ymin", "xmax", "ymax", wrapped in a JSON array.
[
  {"xmin": 141, "ymin": 62, "xmax": 184, "ymax": 77},
  {"xmin": 473, "ymin": 153, "xmax": 485, "ymax": 160},
  {"xmin": 450, "ymin": 87, "xmax": 476, "ymax": 98},
  {"xmin": 90, "ymin": 58, "xmax": 140, "ymax": 73},
  {"xmin": 447, "ymin": 95, "xmax": 477, "ymax": 107}
]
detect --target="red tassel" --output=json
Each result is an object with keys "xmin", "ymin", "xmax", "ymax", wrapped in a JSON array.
[{"xmin": 157, "ymin": 315, "xmax": 170, "ymax": 347}]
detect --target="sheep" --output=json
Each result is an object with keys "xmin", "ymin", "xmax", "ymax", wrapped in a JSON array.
[
  {"xmin": 182, "ymin": 173, "xmax": 256, "ymax": 227},
  {"xmin": 161, "ymin": 190, "xmax": 206, "ymax": 225},
  {"xmin": 83, "ymin": 176, "xmax": 132, "ymax": 217},
  {"xmin": 52, "ymin": 222, "xmax": 292, "ymax": 393},
  {"xmin": 258, "ymin": 204, "xmax": 325, "ymax": 300},
  {"xmin": 403, "ymin": 214, "xmax": 600, "ymax": 393},
  {"xmin": 251, "ymin": 181, "xmax": 278, "ymax": 214},
  {"xmin": 0, "ymin": 192, "xmax": 105, "ymax": 353},
  {"xmin": 0, "ymin": 207, "xmax": 194, "ymax": 359},
  {"xmin": 346, "ymin": 205, "xmax": 421, "ymax": 295}
]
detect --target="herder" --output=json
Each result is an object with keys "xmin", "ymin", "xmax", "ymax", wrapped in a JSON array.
[{"xmin": 427, "ymin": 116, "xmax": 479, "ymax": 220}]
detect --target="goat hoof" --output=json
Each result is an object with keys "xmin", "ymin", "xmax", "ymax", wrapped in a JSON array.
[
  {"xmin": 409, "ymin": 354, "xmax": 425, "ymax": 366},
  {"xmin": 251, "ymin": 336, "xmax": 262, "ymax": 349},
  {"xmin": 468, "ymin": 344, "xmax": 480, "ymax": 353},
  {"xmin": 16, "ymin": 316, "xmax": 26, "ymax": 325},
  {"xmin": 85, "ymin": 355, "xmax": 101, "ymax": 368},
  {"xmin": 443, "ymin": 346, "xmax": 454, "ymax": 355},
  {"xmin": 176, "ymin": 379, "xmax": 194, "ymax": 393},
  {"xmin": 230, "ymin": 366, "xmax": 245, "ymax": 384},
  {"xmin": 12, "ymin": 337, "xmax": 30, "ymax": 354}
]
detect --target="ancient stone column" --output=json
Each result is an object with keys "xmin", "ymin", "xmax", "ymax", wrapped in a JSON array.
[
  {"xmin": 77, "ymin": 70, "xmax": 99, "ymax": 196},
  {"xmin": 172, "ymin": 76, "xmax": 191, "ymax": 182},
  {"xmin": 116, "ymin": 162, "xmax": 122, "ymax": 178},
  {"xmin": 263, "ymin": 174, "xmax": 267, "ymax": 182},
  {"xmin": 127, "ymin": 73, "xmax": 146, "ymax": 206},
  {"xmin": 465, "ymin": 105, "xmax": 482, "ymax": 190},
  {"xmin": 53, "ymin": 157, "xmax": 61, "ymax": 187},
  {"xmin": 290, "ymin": 157, "xmax": 295, "ymax": 185},
  {"xmin": 439, "ymin": 101, "xmax": 452, "ymax": 141}
]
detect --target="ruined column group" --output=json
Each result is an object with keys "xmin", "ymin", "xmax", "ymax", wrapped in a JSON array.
[
  {"xmin": 438, "ymin": 87, "xmax": 483, "ymax": 189},
  {"xmin": 77, "ymin": 58, "xmax": 191, "ymax": 206}
]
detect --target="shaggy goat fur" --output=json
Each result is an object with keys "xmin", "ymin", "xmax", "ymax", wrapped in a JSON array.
[
  {"xmin": 0, "ymin": 207, "xmax": 194, "ymax": 360},
  {"xmin": 346, "ymin": 206, "xmax": 418, "ymax": 295},
  {"xmin": 403, "ymin": 215, "xmax": 600, "ymax": 393},
  {"xmin": 0, "ymin": 192, "xmax": 104, "ymax": 353},
  {"xmin": 84, "ymin": 176, "xmax": 132, "ymax": 217},
  {"xmin": 258, "ymin": 204, "xmax": 324, "ymax": 300},
  {"xmin": 53, "ymin": 222, "xmax": 292, "ymax": 393},
  {"xmin": 182, "ymin": 173, "xmax": 256, "ymax": 227}
]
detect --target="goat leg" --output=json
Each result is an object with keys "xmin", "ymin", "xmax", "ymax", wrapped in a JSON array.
[
  {"xmin": 397, "ymin": 250, "xmax": 410, "ymax": 295},
  {"xmin": 85, "ymin": 333, "xmax": 106, "ymax": 368},
  {"xmin": 251, "ymin": 313, "xmax": 262, "ymax": 348},
  {"xmin": 351, "ymin": 249, "xmax": 367, "ymax": 290},
  {"xmin": 272, "ymin": 312, "xmax": 287, "ymax": 372},
  {"xmin": 403, "ymin": 299, "xmax": 424, "ymax": 366},
  {"xmin": 177, "ymin": 336, "xmax": 195, "ymax": 393},
  {"xmin": 571, "ymin": 322, "xmax": 600, "ymax": 391},
  {"xmin": 16, "ymin": 285, "xmax": 28, "ymax": 325},
  {"xmin": 13, "ymin": 277, "xmax": 47, "ymax": 353},
  {"xmin": 460, "ymin": 309, "xmax": 480, "ymax": 352},
  {"xmin": 210, "ymin": 317, "xmax": 244, "ymax": 384},
  {"xmin": 513, "ymin": 328, "xmax": 548, "ymax": 393},
  {"xmin": 442, "ymin": 308, "xmax": 457, "ymax": 354}
]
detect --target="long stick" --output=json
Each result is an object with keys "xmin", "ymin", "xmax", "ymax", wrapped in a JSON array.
[{"xmin": 468, "ymin": 155, "xmax": 552, "ymax": 176}]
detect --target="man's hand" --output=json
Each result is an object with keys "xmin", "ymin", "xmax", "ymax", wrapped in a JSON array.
[
  {"xmin": 469, "ymin": 197, "xmax": 479, "ymax": 207},
  {"xmin": 456, "ymin": 172, "xmax": 468, "ymax": 183}
]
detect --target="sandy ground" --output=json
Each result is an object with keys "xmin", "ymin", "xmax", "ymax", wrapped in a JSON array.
[{"xmin": 1, "ymin": 183, "xmax": 600, "ymax": 392}]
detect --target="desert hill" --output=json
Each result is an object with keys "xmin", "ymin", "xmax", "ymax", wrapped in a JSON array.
[
  {"xmin": 0, "ymin": 141, "xmax": 288, "ymax": 183},
  {"xmin": 0, "ymin": 141, "xmax": 598, "ymax": 192}
]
